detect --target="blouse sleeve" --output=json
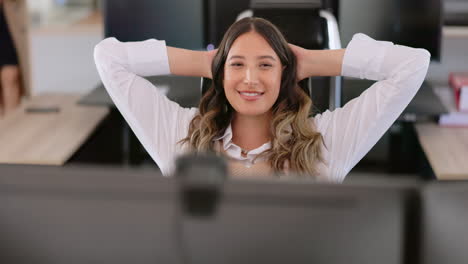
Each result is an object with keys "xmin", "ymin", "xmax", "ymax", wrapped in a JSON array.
[
  {"xmin": 313, "ymin": 33, "xmax": 430, "ymax": 182},
  {"xmin": 93, "ymin": 37, "xmax": 197, "ymax": 176}
]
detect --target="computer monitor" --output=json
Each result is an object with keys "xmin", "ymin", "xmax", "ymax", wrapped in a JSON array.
[
  {"xmin": 181, "ymin": 178, "xmax": 420, "ymax": 264},
  {"xmin": 101, "ymin": 0, "xmax": 205, "ymax": 108},
  {"xmin": 340, "ymin": 0, "xmax": 442, "ymax": 61},
  {"xmin": 397, "ymin": 0, "xmax": 442, "ymax": 62},
  {"xmin": 0, "ymin": 164, "xmax": 181, "ymax": 264},
  {"xmin": 103, "ymin": 0, "xmax": 204, "ymax": 50},
  {"xmin": 420, "ymin": 182, "xmax": 468, "ymax": 264},
  {"xmin": 0, "ymin": 163, "xmax": 420, "ymax": 264}
]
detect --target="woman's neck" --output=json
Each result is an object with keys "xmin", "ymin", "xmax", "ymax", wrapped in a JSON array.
[{"xmin": 231, "ymin": 112, "xmax": 272, "ymax": 151}]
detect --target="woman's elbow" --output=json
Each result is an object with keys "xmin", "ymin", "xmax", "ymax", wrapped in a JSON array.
[
  {"xmin": 93, "ymin": 37, "xmax": 120, "ymax": 65},
  {"xmin": 415, "ymin": 48, "xmax": 431, "ymax": 71}
]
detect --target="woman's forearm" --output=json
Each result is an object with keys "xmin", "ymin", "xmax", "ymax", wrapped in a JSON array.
[
  {"xmin": 166, "ymin": 47, "xmax": 211, "ymax": 78},
  {"xmin": 304, "ymin": 49, "xmax": 346, "ymax": 77}
]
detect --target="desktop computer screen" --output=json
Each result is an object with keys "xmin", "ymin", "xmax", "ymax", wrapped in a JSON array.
[
  {"xmin": 340, "ymin": 0, "xmax": 442, "ymax": 61},
  {"xmin": 101, "ymin": 0, "xmax": 204, "ymax": 109},
  {"xmin": 103, "ymin": 0, "xmax": 204, "ymax": 50}
]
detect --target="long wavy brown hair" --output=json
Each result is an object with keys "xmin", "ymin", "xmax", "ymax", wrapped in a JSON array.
[{"xmin": 178, "ymin": 17, "xmax": 325, "ymax": 176}]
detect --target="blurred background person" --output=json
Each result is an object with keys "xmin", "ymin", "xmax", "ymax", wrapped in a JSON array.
[{"xmin": 0, "ymin": 0, "xmax": 30, "ymax": 117}]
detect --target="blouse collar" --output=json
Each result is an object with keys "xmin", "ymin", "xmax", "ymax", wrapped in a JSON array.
[{"xmin": 212, "ymin": 123, "xmax": 272, "ymax": 155}]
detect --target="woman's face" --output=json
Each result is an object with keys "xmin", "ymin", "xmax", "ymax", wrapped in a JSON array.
[{"xmin": 223, "ymin": 31, "xmax": 283, "ymax": 117}]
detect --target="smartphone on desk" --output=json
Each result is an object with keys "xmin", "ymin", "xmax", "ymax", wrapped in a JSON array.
[{"xmin": 25, "ymin": 107, "xmax": 60, "ymax": 113}]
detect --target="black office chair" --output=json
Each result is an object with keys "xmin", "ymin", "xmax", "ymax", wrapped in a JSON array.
[{"xmin": 201, "ymin": 0, "xmax": 342, "ymax": 112}]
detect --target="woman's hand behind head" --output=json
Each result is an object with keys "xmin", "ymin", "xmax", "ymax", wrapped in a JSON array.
[
  {"xmin": 288, "ymin": 43, "xmax": 309, "ymax": 82},
  {"xmin": 205, "ymin": 48, "xmax": 218, "ymax": 79}
]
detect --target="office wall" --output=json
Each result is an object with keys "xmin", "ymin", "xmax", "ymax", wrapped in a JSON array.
[{"xmin": 30, "ymin": 28, "xmax": 103, "ymax": 95}]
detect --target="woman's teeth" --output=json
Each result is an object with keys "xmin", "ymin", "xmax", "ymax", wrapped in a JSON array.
[{"xmin": 240, "ymin": 92, "xmax": 263, "ymax": 96}]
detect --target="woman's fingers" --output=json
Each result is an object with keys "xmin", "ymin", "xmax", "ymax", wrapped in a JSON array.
[
  {"xmin": 288, "ymin": 43, "xmax": 307, "ymax": 81},
  {"xmin": 207, "ymin": 49, "xmax": 218, "ymax": 64},
  {"xmin": 205, "ymin": 49, "xmax": 218, "ymax": 78}
]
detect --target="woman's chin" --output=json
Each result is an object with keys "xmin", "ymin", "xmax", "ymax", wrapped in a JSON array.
[{"xmin": 234, "ymin": 107, "xmax": 270, "ymax": 118}]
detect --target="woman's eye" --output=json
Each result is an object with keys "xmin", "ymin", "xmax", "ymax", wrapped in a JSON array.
[
  {"xmin": 260, "ymin": 64, "xmax": 272, "ymax": 68},
  {"xmin": 230, "ymin": 63, "xmax": 243, "ymax": 67}
]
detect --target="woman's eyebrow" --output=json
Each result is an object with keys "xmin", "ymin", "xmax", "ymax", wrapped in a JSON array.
[
  {"xmin": 228, "ymin": 55, "xmax": 245, "ymax": 60},
  {"xmin": 258, "ymin": 55, "xmax": 276, "ymax": 61},
  {"xmin": 228, "ymin": 55, "xmax": 277, "ymax": 61}
]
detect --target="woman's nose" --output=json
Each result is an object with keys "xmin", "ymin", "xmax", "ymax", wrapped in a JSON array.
[{"xmin": 243, "ymin": 68, "xmax": 259, "ymax": 86}]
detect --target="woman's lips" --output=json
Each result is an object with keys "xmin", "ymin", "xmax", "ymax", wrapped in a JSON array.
[{"xmin": 238, "ymin": 91, "xmax": 264, "ymax": 101}]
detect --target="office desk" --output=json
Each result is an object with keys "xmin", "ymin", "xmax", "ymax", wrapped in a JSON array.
[
  {"xmin": 0, "ymin": 94, "xmax": 109, "ymax": 165},
  {"xmin": 415, "ymin": 123, "xmax": 468, "ymax": 180}
]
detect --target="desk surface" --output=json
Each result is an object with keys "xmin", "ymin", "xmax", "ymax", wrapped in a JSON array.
[
  {"xmin": 415, "ymin": 122, "xmax": 468, "ymax": 180},
  {"xmin": 0, "ymin": 94, "xmax": 109, "ymax": 165}
]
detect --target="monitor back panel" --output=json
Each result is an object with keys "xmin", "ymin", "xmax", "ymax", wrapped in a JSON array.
[
  {"xmin": 0, "ymin": 165, "xmax": 180, "ymax": 264},
  {"xmin": 182, "ymin": 180, "xmax": 417, "ymax": 264}
]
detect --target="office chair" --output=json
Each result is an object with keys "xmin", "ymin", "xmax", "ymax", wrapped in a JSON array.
[{"xmin": 201, "ymin": 0, "xmax": 342, "ymax": 111}]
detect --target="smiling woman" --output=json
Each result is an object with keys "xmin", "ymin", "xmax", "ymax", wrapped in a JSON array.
[
  {"xmin": 94, "ymin": 16, "xmax": 430, "ymax": 182},
  {"xmin": 179, "ymin": 18, "xmax": 325, "ymax": 177}
]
